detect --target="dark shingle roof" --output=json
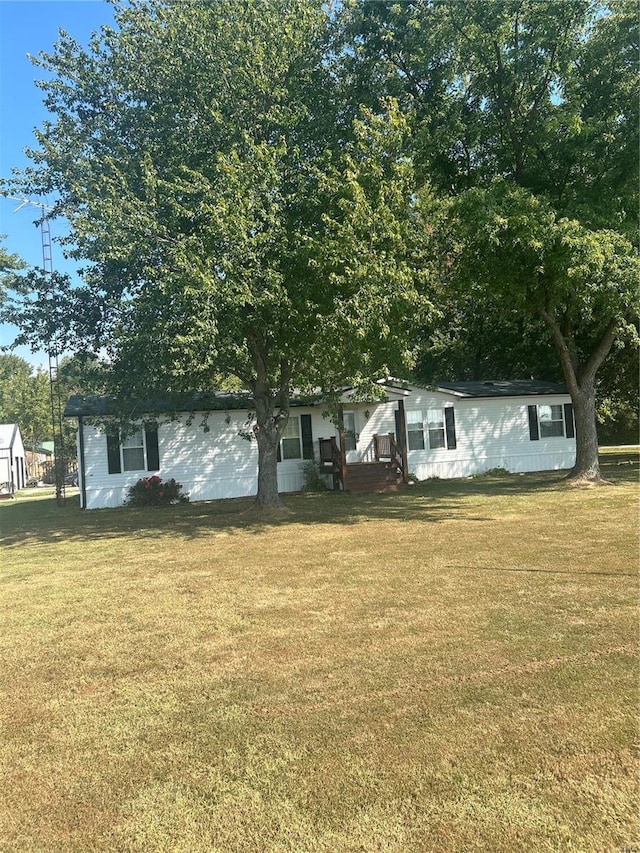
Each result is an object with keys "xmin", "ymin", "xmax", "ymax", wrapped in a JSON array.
[
  {"xmin": 435, "ymin": 380, "xmax": 568, "ymax": 398},
  {"xmin": 63, "ymin": 390, "xmax": 318, "ymax": 418},
  {"xmin": 64, "ymin": 380, "xmax": 569, "ymax": 417}
]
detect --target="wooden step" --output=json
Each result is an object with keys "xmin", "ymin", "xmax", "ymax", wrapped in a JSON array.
[{"xmin": 344, "ymin": 463, "xmax": 404, "ymax": 493}]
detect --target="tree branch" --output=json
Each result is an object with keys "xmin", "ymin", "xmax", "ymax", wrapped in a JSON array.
[
  {"xmin": 491, "ymin": 40, "xmax": 523, "ymax": 182},
  {"xmin": 580, "ymin": 317, "xmax": 619, "ymax": 387},
  {"xmin": 540, "ymin": 307, "xmax": 579, "ymax": 397},
  {"xmin": 274, "ymin": 358, "xmax": 291, "ymax": 425}
]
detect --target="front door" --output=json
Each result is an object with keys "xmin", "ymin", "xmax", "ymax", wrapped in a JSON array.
[{"xmin": 343, "ymin": 410, "xmax": 359, "ymax": 463}]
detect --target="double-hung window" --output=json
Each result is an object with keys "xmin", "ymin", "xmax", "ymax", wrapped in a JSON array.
[
  {"xmin": 538, "ymin": 405, "xmax": 565, "ymax": 438},
  {"xmin": 407, "ymin": 409, "xmax": 426, "ymax": 450},
  {"xmin": 427, "ymin": 409, "xmax": 446, "ymax": 449},
  {"xmin": 407, "ymin": 407, "xmax": 456, "ymax": 451},
  {"xmin": 122, "ymin": 429, "xmax": 145, "ymax": 471},
  {"xmin": 280, "ymin": 416, "xmax": 302, "ymax": 460},
  {"xmin": 107, "ymin": 426, "xmax": 160, "ymax": 474},
  {"xmin": 528, "ymin": 403, "xmax": 575, "ymax": 441},
  {"xmin": 277, "ymin": 414, "xmax": 315, "ymax": 462}
]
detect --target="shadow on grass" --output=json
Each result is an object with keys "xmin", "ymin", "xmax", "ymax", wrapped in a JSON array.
[
  {"xmin": 1, "ymin": 451, "xmax": 637, "ymax": 549},
  {"xmin": 455, "ymin": 564, "xmax": 637, "ymax": 578}
]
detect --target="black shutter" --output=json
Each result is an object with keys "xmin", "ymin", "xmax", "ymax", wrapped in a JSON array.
[
  {"xmin": 301, "ymin": 414, "xmax": 314, "ymax": 460},
  {"xmin": 145, "ymin": 427, "xmax": 160, "ymax": 471},
  {"xmin": 106, "ymin": 429, "xmax": 121, "ymax": 474},
  {"xmin": 564, "ymin": 403, "xmax": 575, "ymax": 439},
  {"xmin": 444, "ymin": 407, "xmax": 457, "ymax": 450},
  {"xmin": 528, "ymin": 405, "xmax": 540, "ymax": 441},
  {"xmin": 277, "ymin": 442, "xmax": 282, "ymax": 462},
  {"xmin": 395, "ymin": 408, "xmax": 406, "ymax": 453}
]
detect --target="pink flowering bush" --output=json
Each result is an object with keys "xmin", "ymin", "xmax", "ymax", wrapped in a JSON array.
[{"xmin": 125, "ymin": 475, "xmax": 189, "ymax": 507}]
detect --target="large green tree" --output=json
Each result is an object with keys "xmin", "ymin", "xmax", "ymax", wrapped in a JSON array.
[
  {"xmin": 0, "ymin": 241, "xmax": 27, "ymax": 297},
  {"xmin": 344, "ymin": 0, "xmax": 637, "ymax": 226},
  {"xmin": 342, "ymin": 0, "xmax": 639, "ymax": 479},
  {"xmin": 0, "ymin": 245, "xmax": 54, "ymax": 470},
  {"xmin": 447, "ymin": 182, "xmax": 638, "ymax": 479},
  {"xmin": 0, "ymin": 354, "xmax": 53, "ymax": 456},
  {"xmin": 3, "ymin": 0, "xmax": 430, "ymax": 507}
]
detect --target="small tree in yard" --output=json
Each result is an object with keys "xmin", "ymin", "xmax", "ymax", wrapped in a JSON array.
[{"xmin": 2, "ymin": 0, "xmax": 431, "ymax": 509}]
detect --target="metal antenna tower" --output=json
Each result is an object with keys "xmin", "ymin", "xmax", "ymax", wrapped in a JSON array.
[{"xmin": 9, "ymin": 196, "xmax": 66, "ymax": 505}]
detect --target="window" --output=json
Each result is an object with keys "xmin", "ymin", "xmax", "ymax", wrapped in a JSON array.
[
  {"xmin": 427, "ymin": 408, "xmax": 446, "ymax": 449},
  {"xmin": 407, "ymin": 408, "xmax": 456, "ymax": 451},
  {"xmin": 107, "ymin": 426, "xmax": 160, "ymax": 474},
  {"xmin": 280, "ymin": 416, "xmax": 302, "ymax": 460},
  {"xmin": 122, "ymin": 429, "xmax": 145, "ymax": 471},
  {"xmin": 407, "ymin": 409, "xmax": 425, "ymax": 450},
  {"xmin": 275, "ymin": 414, "xmax": 313, "ymax": 462},
  {"xmin": 527, "ymin": 404, "xmax": 574, "ymax": 441},
  {"xmin": 538, "ymin": 405, "xmax": 565, "ymax": 438}
]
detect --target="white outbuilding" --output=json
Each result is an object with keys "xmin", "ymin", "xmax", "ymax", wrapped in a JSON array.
[{"xmin": 0, "ymin": 424, "xmax": 27, "ymax": 497}]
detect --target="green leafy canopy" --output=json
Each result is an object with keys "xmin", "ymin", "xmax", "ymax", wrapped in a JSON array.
[{"xmin": 1, "ymin": 0, "xmax": 433, "ymax": 505}]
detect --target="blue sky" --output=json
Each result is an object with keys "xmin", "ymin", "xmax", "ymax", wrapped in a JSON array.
[{"xmin": 0, "ymin": 0, "xmax": 115, "ymax": 369}]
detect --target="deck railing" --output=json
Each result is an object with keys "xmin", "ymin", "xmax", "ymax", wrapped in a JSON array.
[
  {"xmin": 385, "ymin": 433, "xmax": 405, "ymax": 480},
  {"xmin": 379, "ymin": 433, "xmax": 405, "ymax": 478},
  {"xmin": 362, "ymin": 433, "xmax": 405, "ymax": 480},
  {"xmin": 360, "ymin": 441, "xmax": 378, "ymax": 464},
  {"xmin": 320, "ymin": 431, "xmax": 406, "ymax": 490},
  {"xmin": 374, "ymin": 433, "xmax": 391, "ymax": 459},
  {"xmin": 318, "ymin": 437, "xmax": 344, "ymax": 490}
]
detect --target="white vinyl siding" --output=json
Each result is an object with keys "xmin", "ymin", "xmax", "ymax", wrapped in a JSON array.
[
  {"xmin": 0, "ymin": 424, "xmax": 26, "ymax": 493},
  {"xmin": 404, "ymin": 392, "xmax": 575, "ymax": 482},
  {"xmin": 79, "ymin": 408, "xmax": 330, "ymax": 509}
]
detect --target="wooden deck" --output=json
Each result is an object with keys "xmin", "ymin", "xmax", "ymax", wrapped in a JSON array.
[
  {"xmin": 342, "ymin": 461, "xmax": 405, "ymax": 493},
  {"xmin": 319, "ymin": 429, "xmax": 408, "ymax": 493}
]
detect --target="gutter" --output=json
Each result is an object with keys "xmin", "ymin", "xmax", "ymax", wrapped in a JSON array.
[{"xmin": 78, "ymin": 416, "xmax": 87, "ymax": 510}]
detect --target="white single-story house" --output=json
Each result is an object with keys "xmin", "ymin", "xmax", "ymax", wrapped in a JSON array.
[
  {"xmin": 0, "ymin": 423, "xmax": 27, "ymax": 497},
  {"xmin": 64, "ymin": 380, "xmax": 576, "ymax": 510}
]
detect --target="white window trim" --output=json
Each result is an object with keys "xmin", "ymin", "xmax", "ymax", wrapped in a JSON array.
[
  {"xmin": 121, "ymin": 428, "xmax": 147, "ymax": 472},
  {"xmin": 407, "ymin": 408, "xmax": 449, "ymax": 451},
  {"xmin": 279, "ymin": 416, "xmax": 302, "ymax": 461},
  {"xmin": 407, "ymin": 409, "xmax": 426, "ymax": 451},
  {"xmin": 537, "ymin": 404, "xmax": 566, "ymax": 439},
  {"xmin": 426, "ymin": 407, "xmax": 446, "ymax": 450}
]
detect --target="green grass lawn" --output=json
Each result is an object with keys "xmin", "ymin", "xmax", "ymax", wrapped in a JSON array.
[{"xmin": 1, "ymin": 452, "xmax": 638, "ymax": 852}]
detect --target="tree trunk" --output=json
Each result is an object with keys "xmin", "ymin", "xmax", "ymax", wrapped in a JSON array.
[
  {"xmin": 248, "ymin": 336, "xmax": 291, "ymax": 510},
  {"xmin": 251, "ymin": 368, "xmax": 290, "ymax": 509},
  {"xmin": 541, "ymin": 309, "xmax": 618, "ymax": 483},
  {"xmin": 567, "ymin": 382, "xmax": 601, "ymax": 481},
  {"xmin": 254, "ymin": 416, "xmax": 284, "ymax": 509}
]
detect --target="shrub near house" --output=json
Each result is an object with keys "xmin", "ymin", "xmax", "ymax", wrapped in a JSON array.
[{"xmin": 125, "ymin": 475, "xmax": 189, "ymax": 507}]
